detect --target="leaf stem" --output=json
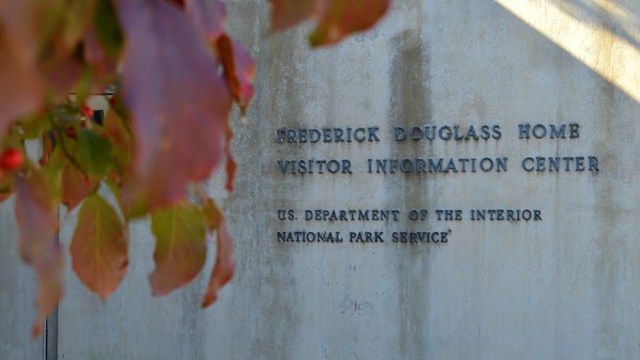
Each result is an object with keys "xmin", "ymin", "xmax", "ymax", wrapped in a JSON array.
[{"xmin": 47, "ymin": 113, "xmax": 88, "ymax": 177}]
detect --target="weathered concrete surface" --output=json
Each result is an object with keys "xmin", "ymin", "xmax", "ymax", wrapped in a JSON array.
[
  {"xmin": 3, "ymin": 0, "xmax": 640, "ymax": 359},
  {"xmin": 0, "ymin": 198, "xmax": 46, "ymax": 359}
]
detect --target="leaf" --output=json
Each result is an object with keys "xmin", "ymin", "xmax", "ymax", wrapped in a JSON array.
[
  {"xmin": 0, "ymin": 0, "xmax": 96, "ymax": 135},
  {"xmin": 82, "ymin": 0, "xmax": 121, "ymax": 95},
  {"xmin": 0, "ymin": 0, "xmax": 41, "ymax": 64},
  {"xmin": 101, "ymin": 106, "xmax": 132, "ymax": 179},
  {"xmin": 62, "ymin": 162, "xmax": 98, "ymax": 210},
  {"xmin": 41, "ymin": 147, "xmax": 64, "ymax": 202},
  {"xmin": 37, "ymin": 0, "xmax": 98, "ymax": 64},
  {"xmin": 268, "ymin": 0, "xmax": 391, "ymax": 46},
  {"xmin": 19, "ymin": 0, "xmax": 92, "ymax": 94},
  {"xmin": 202, "ymin": 199, "xmax": 233, "ymax": 307},
  {"xmin": 39, "ymin": 131, "xmax": 56, "ymax": 167},
  {"xmin": 149, "ymin": 202, "xmax": 207, "ymax": 296},
  {"xmin": 167, "ymin": 0, "xmax": 185, "ymax": 7},
  {"xmin": 202, "ymin": 197, "xmax": 222, "ymax": 231},
  {"xmin": 18, "ymin": 114, "xmax": 53, "ymax": 140},
  {"xmin": 94, "ymin": 0, "xmax": 123, "ymax": 57},
  {"xmin": 216, "ymin": 35, "xmax": 255, "ymax": 113},
  {"xmin": 115, "ymin": 0, "xmax": 232, "ymax": 215},
  {"xmin": 223, "ymin": 122, "xmax": 236, "ymax": 192},
  {"xmin": 185, "ymin": 0, "xmax": 226, "ymax": 42},
  {"xmin": 76, "ymin": 128, "xmax": 114, "ymax": 179},
  {"xmin": 71, "ymin": 194, "xmax": 128, "ymax": 300},
  {"xmin": 83, "ymin": 28, "xmax": 117, "ymax": 89},
  {"xmin": 40, "ymin": 54, "xmax": 85, "ymax": 96},
  {"xmin": 14, "ymin": 169, "xmax": 63, "ymax": 338},
  {"xmin": 310, "ymin": 0, "xmax": 391, "ymax": 46},
  {"xmin": 268, "ymin": 0, "xmax": 316, "ymax": 31},
  {"xmin": 0, "ymin": 18, "xmax": 44, "ymax": 136}
]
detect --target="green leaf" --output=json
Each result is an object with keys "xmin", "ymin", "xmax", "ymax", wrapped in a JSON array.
[
  {"xmin": 76, "ymin": 128, "xmax": 113, "ymax": 179},
  {"xmin": 94, "ymin": 0, "xmax": 123, "ymax": 57},
  {"xmin": 149, "ymin": 202, "xmax": 207, "ymax": 296},
  {"xmin": 41, "ymin": 147, "xmax": 65, "ymax": 202},
  {"xmin": 71, "ymin": 194, "xmax": 128, "ymax": 300},
  {"xmin": 18, "ymin": 115, "xmax": 53, "ymax": 140},
  {"xmin": 72, "ymin": 65, "xmax": 95, "ymax": 103}
]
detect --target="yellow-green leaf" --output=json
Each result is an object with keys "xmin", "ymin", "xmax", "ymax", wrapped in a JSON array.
[
  {"xmin": 71, "ymin": 194, "xmax": 128, "ymax": 300},
  {"xmin": 150, "ymin": 202, "xmax": 207, "ymax": 296},
  {"xmin": 94, "ymin": 0, "xmax": 123, "ymax": 57},
  {"xmin": 76, "ymin": 127, "xmax": 113, "ymax": 179}
]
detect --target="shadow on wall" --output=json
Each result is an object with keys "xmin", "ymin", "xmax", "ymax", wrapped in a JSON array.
[{"xmin": 494, "ymin": 0, "xmax": 640, "ymax": 102}]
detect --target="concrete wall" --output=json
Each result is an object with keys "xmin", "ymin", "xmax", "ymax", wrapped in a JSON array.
[
  {"xmin": 2, "ymin": 0, "xmax": 640, "ymax": 359},
  {"xmin": 0, "ymin": 197, "xmax": 46, "ymax": 359}
]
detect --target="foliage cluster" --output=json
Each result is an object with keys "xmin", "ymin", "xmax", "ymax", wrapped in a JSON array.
[{"xmin": 0, "ymin": 0, "xmax": 390, "ymax": 337}]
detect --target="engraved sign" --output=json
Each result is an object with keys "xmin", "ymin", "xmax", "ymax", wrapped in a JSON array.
[
  {"xmin": 44, "ymin": 1, "xmax": 640, "ymax": 359},
  {"xmin": 271, "ymin": 122, "xmax": 597, "ymax": 245}
]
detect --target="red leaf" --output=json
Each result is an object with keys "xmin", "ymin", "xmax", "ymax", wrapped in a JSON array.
[
  {"xmin": 223, "ymin": 122, "xmax": 236, "ymax": 192},
  {"xmin": 115, "ymin": 0, "xmax": 232, "ymax": 215},
  {"xmin": 185, "ymin": 0, "xmax": 226, "ymax": 42},
  {"xmin": 101, "ymin": 107, "xmax": 132, "ymax": 180},
  {"xmin": 15, "ymin": 171, "xmax": 63, "ymax": 338},
  {"xmin": 40, "ymin": 56, "xmax": 84, "ymax": 96},
  {"xmin": 71, "ymin": 194, "xmax": 128, "ymax": 300},
  {"xmin": 149, "ymin": 202, "xmax": 207, "ymax": 296},
  {"xmin": 62, "ymin": 164, "xmax": 98, "ymax": 211},
  {"xmin": 0, "ymin": 24, "xmax": 44, "ymax": 136},
  {"xmin": 310, "ymin": 0, "xmax": 391, "ymax": 46},
  {"xmin": 225, "ymin": 154, "xmax": 236, "ymax": 192},
  {"xmin": 216, "ymin": 35, "xmax": 255, "ymax": 113},
  {"xmin": 185, "ymin": 0, "xmax": 255, "ymax": 113},
  {"xmin": 84, "ymin": 28, "xmax": 106, "ymax": 69},
  {"xmin": 202, "ymin": 199, "xmax": 233, "ymax": 307},
  {"xmin": 83, "ymin": 28, "xmax": 117, "ymax": 86},
  {"xmin": 0, "ymin": 0, "xmax": 95, "ymax": 134},
  {"xmin": 268, "ymin": 0, "xmax": 316, "ymax": 31},
  {"xmin": 167, "ymin": 0, "xmax": 185, "ymax": 7},
  {"xmin": 268, "ymin": 0, "xmax": 391, "ymax": 46}
]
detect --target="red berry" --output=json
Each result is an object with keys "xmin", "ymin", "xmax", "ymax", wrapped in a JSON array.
[
  {"xmin": 0, "ymin": 148, "xmax": 24, "ymax": 171},
  {"xmin": 81, "ymin": 104, "xmax": 93, "ymax": 118},
  {"xmin": 65, "ymin": 126, "xmax": 77, "ymax": 140}
]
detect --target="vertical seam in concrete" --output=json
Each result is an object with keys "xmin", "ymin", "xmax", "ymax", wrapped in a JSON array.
[
  {"xmin": 45, "ymin": 207, "xmax": 61, "ymax": 360},
  {"xmin": 45, "ymin": 308, "xmax": 58, "ymax": 360}
]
